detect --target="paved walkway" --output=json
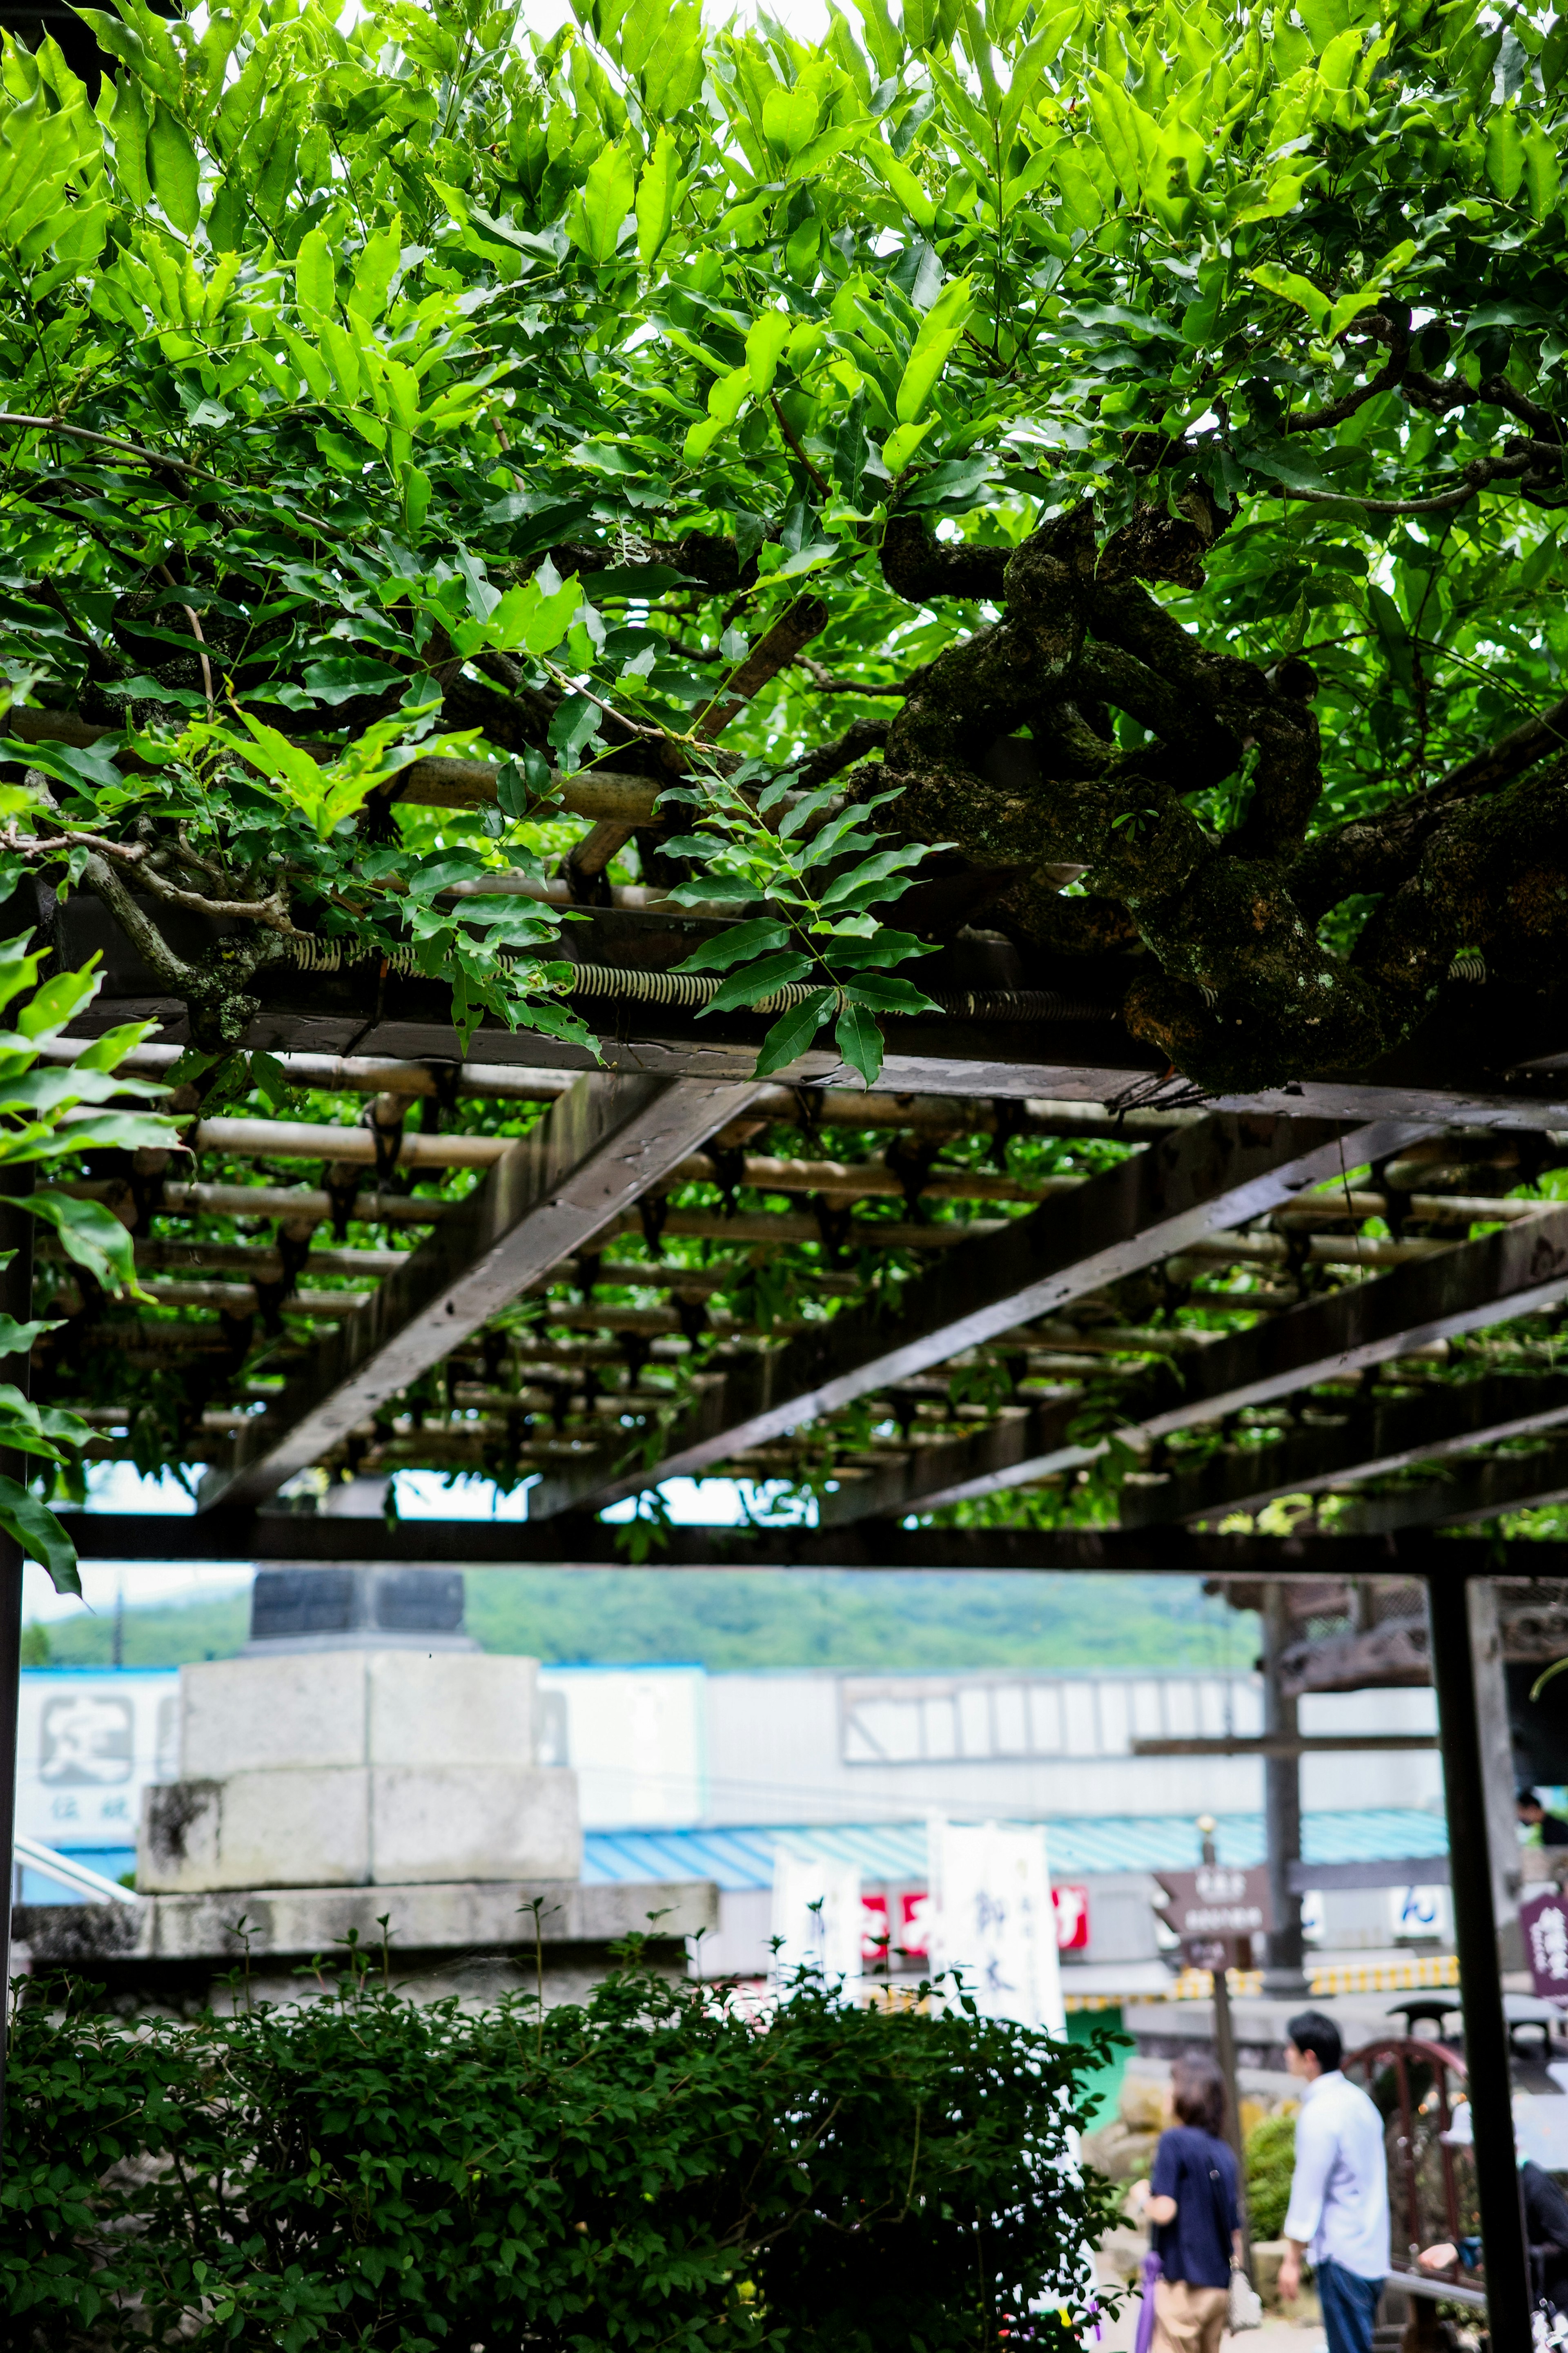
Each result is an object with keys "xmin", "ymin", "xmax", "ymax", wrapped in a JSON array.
[{"xmin": 1089, "ymin": 2296, "xmax": 1324, "ymax": 2350}]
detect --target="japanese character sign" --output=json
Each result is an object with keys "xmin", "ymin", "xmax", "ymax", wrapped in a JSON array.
[
  {"xmin": 927, "ymin": 1821, "xmax": 1066, "ymax": 2035},
  {"xmin": 1522, "ymin": 1889, "xmax": 1568, "ymax": 2003}
]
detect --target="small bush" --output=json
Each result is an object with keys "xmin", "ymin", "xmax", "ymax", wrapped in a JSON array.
[
  {"xmin": 1245, "ymin": 2110, "xmax": 1298, "ymax": 2243},
  {"xmin": 1, "ymin": 1945, "xmax": 1123, "ymax": 2351}
]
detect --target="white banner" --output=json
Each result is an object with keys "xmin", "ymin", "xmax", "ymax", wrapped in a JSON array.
[
  {"xmin": 771, "ymin": 1853, "xmax": 863, "ymax": 1992},
  {"xmin": 928, "ymin": 1820, "xmax": 1065, "ymax": 2035}
]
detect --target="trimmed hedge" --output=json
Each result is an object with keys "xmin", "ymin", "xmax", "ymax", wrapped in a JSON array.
[{"xmin": 2, "ymin": 1947, "xmax": 1122, "ymax": 2351}]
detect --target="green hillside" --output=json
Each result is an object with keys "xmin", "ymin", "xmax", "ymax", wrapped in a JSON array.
[{"xmin": 33, "ymin": 1571, "xmax": 1252, "ymax": 1674}]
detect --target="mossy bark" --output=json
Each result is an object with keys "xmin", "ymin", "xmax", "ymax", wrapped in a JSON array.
[{"xmin": 871, "ymin": 498, "xmax": 1556, "ymax": 1093}]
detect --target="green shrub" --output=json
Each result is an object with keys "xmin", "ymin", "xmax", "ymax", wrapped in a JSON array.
[
  {"xmin": 1245, "ymin": 2110, "xmax": 1298, "ymax": 2244},
  {"xmin": 1, "ymin": 1947, "xmax": 1122, "ymax": 2351}
]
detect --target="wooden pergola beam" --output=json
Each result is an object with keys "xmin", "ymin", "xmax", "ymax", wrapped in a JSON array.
[
  {"xmin": 525, "ymin": 1112, "xmax": 1425, "ymax": 1519},
  {"xmin": 196, "ymin": 1071, "xmax": 760, "ymax": 1512},
  {"xmin": 1323, "ymin": 1435, "xmax": 1568, "ymax": 1533},
  {"xmin": 823, "ymin": 1200, "xmax": 1568, "ymax": 1520},
  {"xmin": 1117, "ymin": 1367, "xmax": 1568, "ymax": 1526},
  {"xmin": 55, "ymin": 1512, "xmax": 1566, "ymax": 1575}
]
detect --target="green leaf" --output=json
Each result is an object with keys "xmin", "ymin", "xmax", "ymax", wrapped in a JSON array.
[
  {"xmin": 762, "ymin": 81, "xmax": 822, "ymax": 158},
  {"xmin": 841, "ymin": 972, "xmax": 942, "ymax": 1013},
  {"xmin": 497, "ymin": 745, "xmax": 554, "ymax": 819},
  {"xmin": 0, "ymin": 1474, "xmax": 79, "ymax": 1595},
  {"xmin": 21, "ymin": 1195, "xmax": 144, "ymax": 1289},
  {"xmin": 302, "ymin": 655, "xmax": 406, "ymax": 705},
  {"xmin": 147, "ymin": 99, "xmax": 200, "ymax": 235},
  {"xmin": 567, "ymin": 138, "xmax": 638, "ymax": 265},
  {"xmin": 819, "ymin": 844, "xmax": 930, "ymax": 906},
  {"xmin": 902, "ymin": 455, "xmax": 991, "ymax": 511},
  {"xmin": 1366, "ymin": 581, "xmax": 1415, "ymax": 692},
  {"xmin": 746, "ymin": 310, "xmax": 792, "ymax": 398},
  {"xmin": 1522, "ymin": 120, "xmax": 1561, "ymax": 220},
  {"xmin": 17, "ymin": 961, "xmax": 100, "ymax": 1040},
  {"xmin": 350, "ymin": 219, "xmax": 402, "ymax": 321},
  {"xmin": 1247, "ymin": 261, "xmax": 1331, "ymax": 335},
  {"xmin": 754, "ymin": 988, "xmax": 836, "ymax": 1074},
  {"xmin": 881, "ymin": 418, "xmax": 935, "ymax": 473},
  {"xmin": 674, "ymin": 921, "xmax": 792, "ymax": 974},
  {"xmin": 862, "ymin": 138, "xmax": 937, "ymax": 229},
  {"xmin": 699, "ymin": 952, "xmax": 814, "ymax": 1014},
  {"xmin": 548, "ymin": 695, "xmax": 601, "ymax": 768},
  {"xmin": 1486, "ymin": 108, "xmax": 1526, "ymax": 203},
  {"xmin": 107, "ymin": 71, "xmax": 152, "ymax": 208},
  {"xmin": 295, "ymin": 225, "xmax": 336, "ymax": 314},
  {"xmin": 829, "ymin": 928, "xmax": 935, "ymax": 970},
  {"xmin": 1050, "ymin": 148, "xmax": 1103, "ymax": 232},
  {"xmin": 832, "ymin": 391, "xmax": 869, "ymax": 500},
  {"xmin": 893, "ymin": 274, "xmax": 972, "ymax": 422},
  {"xmin": 834, "ymin": 999, "xmax": 884, "ymax": 1088},
  {"xmin": 636, "ymin": 127, "xmax": 681, "ymax": 264},
  {"xmin": 73, "ymin": 1020, "xmax": 159, "ymax": 1074},
  {"xmin": 1236, "ymin": 434, "xmax": 1334, "ymax": 494},
  {"xmin": 0, "ymin": 1313, "xmax": 58, "ymax": 1361}
]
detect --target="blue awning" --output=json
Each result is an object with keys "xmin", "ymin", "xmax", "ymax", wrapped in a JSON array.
[{"xmin": 582, "ymin": 1807, "xmax": 1450, "ymax": 1892}]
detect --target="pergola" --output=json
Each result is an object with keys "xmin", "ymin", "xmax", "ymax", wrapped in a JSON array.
[{"xmin": 5, "ymin": 863, "xmax": 1568, "ymax": 2343}]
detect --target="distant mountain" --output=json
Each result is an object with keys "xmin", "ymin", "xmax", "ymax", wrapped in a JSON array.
[{"xmin": 34, "ymin": 1570, "xmax": 1254, "ymax": 1674}]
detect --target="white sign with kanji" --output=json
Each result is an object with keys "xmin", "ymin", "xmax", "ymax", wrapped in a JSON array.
[
  {"xmin": 927, "ymin": 1821, "xmax": 1066, "ymax": 2036},
  {"xmin": 771, "ymin": 1853, "xmax": 863, "ymax": 1994}
]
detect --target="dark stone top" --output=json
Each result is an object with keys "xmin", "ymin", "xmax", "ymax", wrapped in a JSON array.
[{"xmin": 250, "ymin": 1566, "xmax": 466, "ymax": 1645}]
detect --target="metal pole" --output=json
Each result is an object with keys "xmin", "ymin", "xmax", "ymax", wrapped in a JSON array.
[
  {"xmin": 1426, "ymin": 1568, "xmax": 1532, "ymax": 2346},
  {"xmin": 1260, "ymin": 1582, "xmax": 1308, "ymax": 1996},
  {"xmin": 1200, "ymin": 1816, "xmax": 1254, "ymax": 2278},
  {"xmin": 0, "ymin": 1170, "xmax": 34, "ymax": 2159}
]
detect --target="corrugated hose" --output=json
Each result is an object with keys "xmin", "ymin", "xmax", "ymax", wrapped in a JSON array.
[{"xmin": 285, "ymin": 940, "xmax": 1120, "ymax": 1024}]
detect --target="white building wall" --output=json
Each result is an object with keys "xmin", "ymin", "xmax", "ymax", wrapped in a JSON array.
[
  {"xmin": 17, "ymin": 1664, "xmax": 1445, "ymax": 1850},
  {"xmin": 699, "ymin": 1671, "xmax": 1442, "ymax": 1826},
  {"xmin": 537, "ymin": 1666, "xmax": 707, "ymax": 1827}
]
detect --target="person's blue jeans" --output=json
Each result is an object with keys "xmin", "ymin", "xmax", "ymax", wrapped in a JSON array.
[{"xmin": 1315, "ymin": 2256, "xmax": 1382, "ymax": 2353}]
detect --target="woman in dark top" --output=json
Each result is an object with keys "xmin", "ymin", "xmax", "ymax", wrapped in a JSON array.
[{"xmin": 1144, "ymin": 2055, "xmax": 1243, "ymax": 2353}]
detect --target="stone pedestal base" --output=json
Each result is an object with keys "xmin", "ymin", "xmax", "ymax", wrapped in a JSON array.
[
  {"xmin": 137, "ymin": 1646, "xmax": 581, "ymax": 1894},
  {"xmin": 141, "ymin": 1764, "xmax": 580, "ymax": 1892},
  {"xmin": 16, "ymin": 1877, "xmax": 718, "ymax": 2015}
]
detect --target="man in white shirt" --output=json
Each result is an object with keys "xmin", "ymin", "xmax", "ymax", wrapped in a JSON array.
[{"xmin": 1278, "ymin": 2010, "xmax": 1390, "ymax": 2353}]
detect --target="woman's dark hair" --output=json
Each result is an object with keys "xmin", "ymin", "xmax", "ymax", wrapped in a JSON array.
[{"xmin": 1171, "ymin": 2054, "xmax": 1227, "ymax": 2138}]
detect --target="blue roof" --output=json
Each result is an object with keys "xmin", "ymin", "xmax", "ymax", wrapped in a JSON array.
[{"xmin": 582, "ymin": 1809, "xmax": 1449, "ymax": 1891}]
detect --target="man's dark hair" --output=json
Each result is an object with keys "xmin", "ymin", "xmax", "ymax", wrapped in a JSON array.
[
  {"xmin": 1520, "ymin": 1787, "xmax": 1544, "ymax": 1811},
  {"xmin": 1171, "ymin": 2053, "xmax": 1227, "ymax": 2138},
  {"xmin": 1287, "ymin": 2011, "xmax": 1343, "ymax": 2073}
]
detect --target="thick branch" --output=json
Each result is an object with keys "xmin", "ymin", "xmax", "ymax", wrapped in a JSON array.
[
  {"xmin": 11, "ymin": 827, "xmax": 301, "ymax": 933},
  {"xmin": 1088, "ymin": 578, "xmax": 1323, "ymax": 853},
  {"xmin": 1290, "ymin": 693, "xmax": 1568, "ymax": 922},
  {"xmin": 1096, "ymin": 484, "xmax": 1230, "ymax": 591},
  {"xmin": 543, "ymin": 532, "xmax": 755, "ymax": 594},
  {"xmin": 879, "ymin": 515, "xmax": 1011, "ymax": 605},
  {"xmin": 699, "ymin": 598, "xmax": 827, "ymax": 738},
  {"xmin": 1352, "ymin": 754, "xmax": 1568, "ymax": 1014},
  {"xmin": 79, "ymin": 852, "xmax": 200, "ymax": 996},
  {"xmin": 1284, "ymin": 307, "xmax": 1412, "ymax": 435},
  {"xmin": 794, "ymin": 719, "xmax": 889, "ymax": 790}
]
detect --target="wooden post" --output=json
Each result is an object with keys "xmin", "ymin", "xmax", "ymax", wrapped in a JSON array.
[
  {"xmin": 0, "ymin": 1171, "xmax": 34, "ymax": 2159},
  {"xmin": 1425, "ymin": 1569, "xmax": 1531, "ymax": 2348},
  {"xmin": 1260, "ymin": 1582, "xmax": 1308, "ymax": 1995}
]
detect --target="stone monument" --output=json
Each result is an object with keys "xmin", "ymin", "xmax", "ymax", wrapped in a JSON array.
[
  {"xmin": 139, "ymin": 1519, "xmax": 580, "ymax": 1896},
  {"xmin": 24, "ymin": 1493, "xmax": 715, "ymax": 2010}
]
